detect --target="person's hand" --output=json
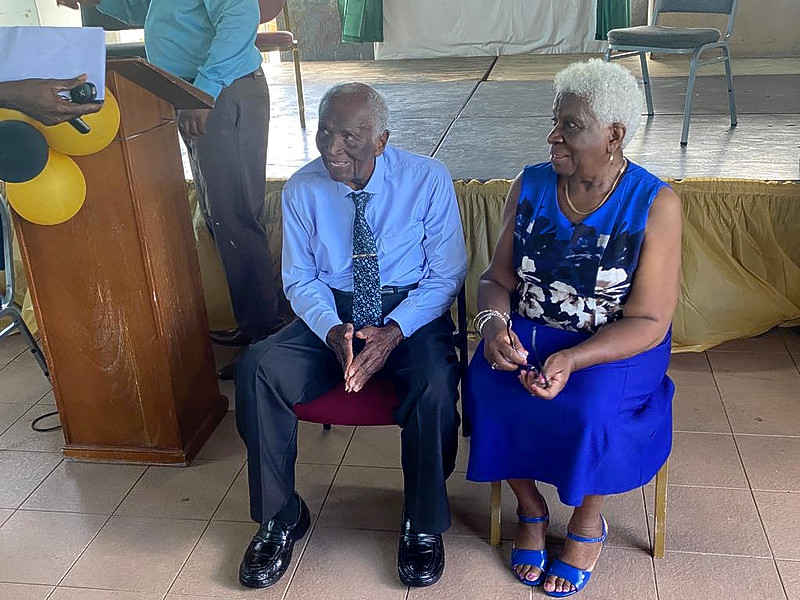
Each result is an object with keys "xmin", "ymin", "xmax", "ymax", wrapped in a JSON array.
[
  {"xmin": 518, "ymin": 350, "xmax": 574, "ymax": 399},
  {"xmin": 345, "ymin": 322, "xmax": 403, "ymax": 392},
  {"xmin": 2, "ymin": 76, "xmax": 102, "ymax": 126},
  {"xmin": 326, "ymin": 323, "xmax": 355, "ymax": 378},
  {"xmin": 56, "ymin": 0, "xmax": 101, "ymax": 8},
  {"xmin": 482, "ymin": 319, "xmax": 528, "ymax": 371},
  {"xmin": 178, "ymin": 109, "xmax": 211, "ymax": 138}
]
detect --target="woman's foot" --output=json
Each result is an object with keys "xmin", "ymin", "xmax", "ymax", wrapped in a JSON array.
[
  {"xmin": 512, "ymin": 491, "xmax": 549, "ymax": 583},
  {"xmin": 544, "ymin": 514, "xmax": 605, "ymax": 595}
]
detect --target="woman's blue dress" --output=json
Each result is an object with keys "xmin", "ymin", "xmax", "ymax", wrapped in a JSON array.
[{"xmin": 465, "ymin": 161, "xmax": 675, "ymax": 506}]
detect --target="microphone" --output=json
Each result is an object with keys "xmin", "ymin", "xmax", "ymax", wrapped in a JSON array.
[{"xmin": 68, "ymin": 82, "xmax": 98, "ymax": 135}]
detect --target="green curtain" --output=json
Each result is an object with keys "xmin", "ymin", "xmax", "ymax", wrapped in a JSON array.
[
  {"xmin": 338, "ymin": 0, "xmax": 383, "ymax": 43},
  {"xmin": 596, "ymin": 0, "xmax": 631, "ymax": 40}
]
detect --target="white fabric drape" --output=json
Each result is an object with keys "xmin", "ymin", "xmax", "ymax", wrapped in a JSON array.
[{"xmin": 375, "ymin": 0, "xmax": 605, "ymax": 60}]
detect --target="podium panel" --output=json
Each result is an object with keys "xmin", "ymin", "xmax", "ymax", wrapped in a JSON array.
[{"xmin": 14, "ymin": 61, "xmax": 225, "ymax": 464}]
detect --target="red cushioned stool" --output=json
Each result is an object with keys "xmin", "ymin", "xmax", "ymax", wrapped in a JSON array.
[{"xmin": 292, "ymin": 288, "xmax": 470, "ymax": 433}]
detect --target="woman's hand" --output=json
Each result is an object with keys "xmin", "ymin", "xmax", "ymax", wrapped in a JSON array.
[
  {"xmin": 518, "ymin": 350, "xmax": 575, "ymax": 399},
  {"xmin": 483, "ymin": 319, "xmax": 528, "ymax": 371}
]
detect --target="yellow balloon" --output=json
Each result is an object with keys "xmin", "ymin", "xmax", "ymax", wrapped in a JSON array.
[
  {"xmin": 0, "ymin": 108, "xmax": 40, "ymax": 127},
  {"xmin": 40, "ymin": 90, "xmax": 121, "ymax": 156},
  {"xmin": 7, "ymin": 149, "xmax": 87, "ymax": 226}
]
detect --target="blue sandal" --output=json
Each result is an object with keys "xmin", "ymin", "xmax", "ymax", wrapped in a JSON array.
[
  {"xmin": 510, "ymin": 512, "xmax": 549, "ymax": 586},
  {"xmin": 544, "ymin": 514, "xmax": 608, "ymax": 598}
]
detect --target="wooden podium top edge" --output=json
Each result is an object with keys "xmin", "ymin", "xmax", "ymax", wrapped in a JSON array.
[{"xmin": 108, "ymin": 57, "xmax": 215, "ymax": 110}]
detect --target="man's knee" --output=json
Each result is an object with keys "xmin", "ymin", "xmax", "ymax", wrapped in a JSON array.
[{"xmin": 408, "ymin": 359, "xmax": 460, "ymax": 419}]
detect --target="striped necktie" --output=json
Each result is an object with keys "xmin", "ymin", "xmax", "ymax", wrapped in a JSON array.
[{"xmin": 349, "ymin": 190, "xmax": 382, "ymax": 329}]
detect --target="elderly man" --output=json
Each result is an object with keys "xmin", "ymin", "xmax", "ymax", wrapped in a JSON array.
[{"xmin": 235, "ymin": 82, "xmax": 467, "ymax": 589}]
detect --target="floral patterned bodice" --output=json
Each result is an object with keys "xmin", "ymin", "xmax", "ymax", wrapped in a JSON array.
[{"xmin": 513, "ymin": 161, "xmax": 668, "ymax": 334}]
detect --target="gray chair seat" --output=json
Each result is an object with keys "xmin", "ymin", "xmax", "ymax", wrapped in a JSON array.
[{"xmin": 608, "ymin": 25, "xmax": 721, "ymax": 49}]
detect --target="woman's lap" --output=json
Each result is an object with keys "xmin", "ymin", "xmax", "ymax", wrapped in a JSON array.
[{"xmin": 465, "ymin": 318, "xmax": 673, "ymax": 505}]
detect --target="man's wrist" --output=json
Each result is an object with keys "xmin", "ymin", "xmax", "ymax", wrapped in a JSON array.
[{"xmin": 385, "ymin": 320, "xmax": 404, "ymax": 343}]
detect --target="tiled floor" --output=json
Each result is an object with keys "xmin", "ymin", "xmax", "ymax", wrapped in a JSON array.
[{"xmin": 0, "ymin": 327, "xmax": 799, "ymax": 599}]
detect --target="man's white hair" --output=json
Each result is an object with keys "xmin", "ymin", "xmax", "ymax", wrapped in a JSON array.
[
  {"xmin": 319, "ymin": 82, "xmax": 389, "ymax": 136},
  {"xmin": 553, "ymin": 59, "xmax": 643, "ymax": 148}
]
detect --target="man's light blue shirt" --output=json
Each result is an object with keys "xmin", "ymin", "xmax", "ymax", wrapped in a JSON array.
[
  {"xmin": 97, "ymin": 0, "xmax": 262, "ymax": 99},
  {"xmin": 282, "ymin": 145, "xmax": 467, "ymax": 342}
]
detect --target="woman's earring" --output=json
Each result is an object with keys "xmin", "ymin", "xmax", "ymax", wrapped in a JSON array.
[{"xmin": 609, "ymin": 152, "xmax": 614, "ymax": 163}]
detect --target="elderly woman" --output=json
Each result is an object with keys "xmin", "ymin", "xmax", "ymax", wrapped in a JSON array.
[{"xmin": 465, "ymin": 59, "xmax": 681, "ymax": 597}]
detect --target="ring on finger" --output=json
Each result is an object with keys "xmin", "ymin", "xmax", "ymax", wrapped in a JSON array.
[{"xmin": 490, "ymin": 362, "xmax": 498, "ymax": 370}]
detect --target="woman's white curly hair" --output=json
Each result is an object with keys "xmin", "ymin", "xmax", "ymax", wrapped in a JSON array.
[{"xmin": 553, "ymin": 59, "xmax": 644, "ymax": 148}]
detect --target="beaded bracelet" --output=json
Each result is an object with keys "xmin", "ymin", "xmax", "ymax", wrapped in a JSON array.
[{"xmin": 472, "ymin": 308, "xmax": 510, "ymax": 338}]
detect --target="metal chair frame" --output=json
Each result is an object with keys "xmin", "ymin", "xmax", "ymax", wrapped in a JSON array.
[{"xmin": 604, "ymin": 0, "xmax": 739, "ymax": 145}]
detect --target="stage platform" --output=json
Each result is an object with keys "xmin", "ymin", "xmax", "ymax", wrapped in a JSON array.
[{"xmin": 261, "ymin": 54, "xmax": 800, "ymax": 181}]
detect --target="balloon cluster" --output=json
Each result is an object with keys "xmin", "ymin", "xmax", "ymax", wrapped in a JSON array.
[{"xmin": 0, "ymin": 91, "xmax": 120, "ymax": 225}]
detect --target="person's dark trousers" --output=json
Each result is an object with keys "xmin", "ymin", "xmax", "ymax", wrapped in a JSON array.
[
  {"xmin": 182, "ymin": 68, "xmax": 285, "ymax": 341},
  {"xmin": 235, "ymin": 289, "xmax": 460, "ymax": 534}
]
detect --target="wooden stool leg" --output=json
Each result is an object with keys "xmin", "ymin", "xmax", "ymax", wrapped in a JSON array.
[
  {"xmin": 292, "ymin": 45, "xmax": 305, "ymax": 129},
  {"xmin": 653, "ymin": 459, "xmax": 669, "ymax": 558},
  {"xmin": 489, "ymin": 481, "xmax": 502, "ymax": 546}
]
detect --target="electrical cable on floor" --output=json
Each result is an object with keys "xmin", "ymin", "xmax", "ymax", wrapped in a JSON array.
[{"xmin": 31, "ymin": 410, "xmax": 61, "ymax": 432}]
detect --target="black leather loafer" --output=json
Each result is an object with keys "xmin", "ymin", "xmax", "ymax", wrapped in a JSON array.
[
  {"xmin": 397, "ymin": 516, "xmax": 445, "ymax": 587},
  {"xmin": 239, "ymin": 496, "xmax": 311, "ymax": 588}
]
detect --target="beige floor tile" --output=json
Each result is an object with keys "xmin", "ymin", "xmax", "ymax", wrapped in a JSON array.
[
  {"xmin": 0, "ymin": 353, "xmax": 51, "ymax": 406},
  {"xmin": 737, "ymin": 435, "xmax": 800, "ymax": 491},
  {"xmin": 753, "ymin": 491, "xmax": 800, "ymax": 560},
  {"xmin": 708, "ymin": 351, "xmax": 799, "ymax": 382},
  {"xmin": 0, "ymin": 507, "xmax": 13, "ymax": 527},
  {"xmin": 62, "ymin": 516, "xmax": 206, "ymax": 594},
  {"xmin": 0, "ymin": 451, "xmax": 62, "ymax": 508},
  {"xmin": 669, "ymin": 433, "xmax": 747, "ymax": 487},
  {"xmin": 651, "ymin": 486, "xmax": 770, "ymax": 556},
  {"xmin": 343, "ymin": 425, "xmax": 401, "ymax": 468},
  {"xmin": 284, "ymin": 528, "xmax": 407, "ymax": 600},
  {"xmin": 547, "ymin": 547, "xmax": 657, "ymax": 600},
  {"xmin": 170, "ymin": 521, "xmax": 291, "ymax": 599},
  {"xmin": 721, "ymin": 381, "xmax": 800, "ymax": 435},
  {"xmin": 654, "ymin": 553, "xmax": 784, "ymax": 600},
  {"xmin": 0, "ymin": 404, "xmax": 65, "ymax": 452},
  {"xmin": 538, "ymin": 484, "xmax": 650, "ymax": 552},
  {"xmin": 115, "ymin": 460, "xmax": 241, "ymax": 520},
  {"xmin": 0, "ymin": 583, "xmax": 53, "ymax": 600},
  {"xmin": 408, "ymin": 538, "xmax": 528, "ymax": 600},
  {"xmin": 711, "ymin": 329, "xmax": 789, "ymax": 353},
  {"xmin": 0, "ymin": 510, "xmax": 105, "ymax": 585},
  {"xmin": 454, "ymin": 435, "xmax": 470, "ymax": 473},
  {"xmin": 673, "ymin": 383, "xmax": 730, "ymax": 433},
  {"xmin": 50, "ymin": 589, "xmax": 161, "ymax": 600},
  {"xmin": 667, "ymin": 352, "xmax": 715, "ymax": 388},
  {"xmin": 0, "ymin": 333, "xmax": 28, "ymax": 369},
  {"xmin": 297, "ymin": 421, "xmax": 354, "ymax": 465},
  {"xmin": 195, "ymin": 412, "xmax": 246, "ymax": 463},
  {"xmin": 214, "ymin": 463, "xmax": 336, "ymax": 523},
  {"xmin": 446, "ymin": 478, "xmax": 519, "ymax": 540},
  {"xmin": 778, "ymin": 560, "xmax": 800, "ymax": 600},
  {"xmin": 317, "ymin": 466, "xmax": 404, "ymax": 531},
  {"xmin": 22, "ymin": 462, "xmax": 145, "ymax": 514},
  {"xmin": 36, "ymin": 390, "xmax": 56, "ymax": 406},
  {"xmin": 0, "ymin": 402, "xmax": 29, "ymax": 436}
]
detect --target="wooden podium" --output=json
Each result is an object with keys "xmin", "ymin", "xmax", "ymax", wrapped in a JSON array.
[{"xmin": 14, "ymin": 58, "xmax": 227, "ymax": 465}]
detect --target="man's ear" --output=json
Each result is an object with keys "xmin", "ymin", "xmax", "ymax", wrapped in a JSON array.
[
  {"xmin": 375, "ymin": 129, "xmax": 390, "ymax": 155},
  {"xmin": 609, "ymin": 122, "xmax": 626, "ymax": 154}
]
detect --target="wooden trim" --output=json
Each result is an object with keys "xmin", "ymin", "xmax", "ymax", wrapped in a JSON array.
[{"xmin": 490, "ymin": 481, "xmax": 502, "ymax": 546}]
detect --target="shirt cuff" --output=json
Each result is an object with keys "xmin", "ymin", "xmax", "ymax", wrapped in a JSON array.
[
  {"xmin": 311, "ymin": 312, "xmax": 344, "ymax": 345},
  {"xmin": 191, "ymin": 74, "xmax": 223, "ymax": 101},
  {"xmin": 386, "ymin": 302, "xmax": 418, "ymax": 339}
]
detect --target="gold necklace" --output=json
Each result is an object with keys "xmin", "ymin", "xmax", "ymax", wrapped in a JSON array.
[{"xmin": 563, "ymin": 159, "xmax": 628, "ymax": 216}]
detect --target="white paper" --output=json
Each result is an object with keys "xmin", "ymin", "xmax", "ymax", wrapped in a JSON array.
[{"xmin": 0, "ymin": 26, "xmax": 106, "ymax": 99}]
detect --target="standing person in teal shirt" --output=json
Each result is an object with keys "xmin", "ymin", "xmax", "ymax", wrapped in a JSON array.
[{"xmin": 59, "ymin": 0, "xmax": 287, "ymax": 367}]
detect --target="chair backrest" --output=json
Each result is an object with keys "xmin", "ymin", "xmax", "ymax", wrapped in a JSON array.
[
  {"xmin": 258, "ymin": 0, "xmax": 286, "ymax": 25},
  {"xmin": 654, "ymin": 0, "xmax": 738, "ymax": 37}
]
